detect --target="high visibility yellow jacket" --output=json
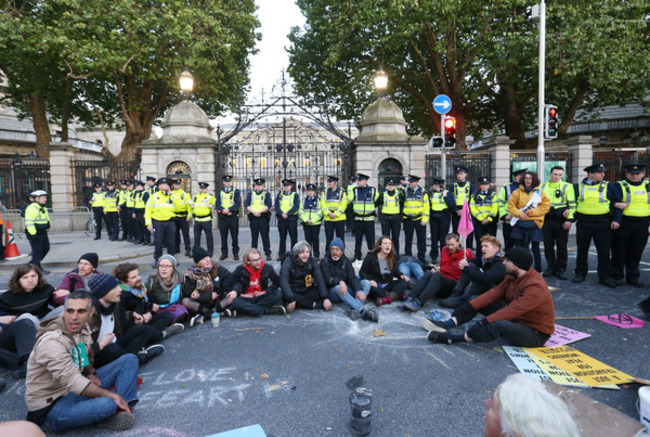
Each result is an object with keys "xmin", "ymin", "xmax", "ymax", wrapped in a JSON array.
[
  {"xmin": 145, "ymin": 190, "xmax": 177, "ymax": 226},
  {"xmin": 24, "ymin": 202, "xmax": 50, "ymax": 236}
]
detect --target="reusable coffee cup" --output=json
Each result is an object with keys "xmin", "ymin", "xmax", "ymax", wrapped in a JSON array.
[{"xmin": 211, "ymin": 312, "xmax": 220, "ymax": 327}]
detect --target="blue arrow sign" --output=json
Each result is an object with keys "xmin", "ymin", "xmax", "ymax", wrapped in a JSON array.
[{"xmin": 433, "ymin": 94, "xmax": 452, "ymax": 115}]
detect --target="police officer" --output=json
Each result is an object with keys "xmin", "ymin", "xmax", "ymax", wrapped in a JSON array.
[
  {"xmin": 498, "ymin": 168, "xmax": 527, "ymax": 249},
  {"xmin": 89, "ymin": 182, "xmax": 105, "ymax": 240},
  {"xmin": 349, "ymin": 173, "xmax": 379, "ymax": 261},
  {"xmin": 124, "ymin": 180, "xmax": 136, "ymax": 242},
  {"xmin": 145, "ymin": 178, "xmax": 177, "ymax": 264},
  {"xmin": 145, "ymin": 176, "xmax": 157, "ymax": 196},
  {"xmin": 449, "ymin": 165, "xmax": 475, "ymax": 249},
  {"xmin": 469, "ymin": 176, "xmax": 498, "ymax": 247},
  {"xmin": 192, "ymin": 182, "xmax": 216, "ymax": 257},
  {"xmin": 402, "ymin": 174, "xmax": 429, "ymax": 263},
  {"xmin": 300, "ymin": 183, "xmax": 323, "ymax": 259},
  {"xmin": 428, "ymin": 177, "xmax": 454, "ymax": 262},
  {"xmin": 131, "ymin": 180, "xmax": 148, "ymax": 245},
  {"xmin": 117, "ymin": 180, "xmax": 130, "ymax": 241},
  {"xmin": 24, "ymin": 190, "xmax": 51, "ymax": 273},
  {"xmin": 171, "ymin": 178, "xmax": 192, "ymax": 257},
  {"xmin": 378, "ymin": 179, "xmax": 403, "ymax": 255},
  {"xmin": 246, "ymin": 178, "xmax": 273, "ymax": 259},
  {"xmin": 572, "ymin": 163, "xmax": 620, "ymax": 287},
  {"xmin": 103, "ymin": 181, "xmax": 119, "ymax": 241},
  {"xmin": 611, "ymin": 164, "xmax": 649, "ymax": 287},
  {"xmin": 321, "ymin": 175, "xmax": 348, "ymax": 248},
  {"xmin": 398, "ymin": 175, "xmax": 407, "ymax": 196},
  {"xmin": 216, "ymin": 175, "xmax": 241, "ymax": 260},
  {"xmin": 540, "ymin": 166, "xmax": 576, "ymax": 280},
  {"xmin": 275, "ymin": 179, "xmax": 300, "ymax": 259},
  {"xmin": 346, "ymin": 175, "xmax": 357, "ymax": 233}
]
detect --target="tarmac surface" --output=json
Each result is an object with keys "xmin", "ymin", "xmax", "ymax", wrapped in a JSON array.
[{"xmin": 0, "ymin": 226, "xmax": 648, "ymax": 436}]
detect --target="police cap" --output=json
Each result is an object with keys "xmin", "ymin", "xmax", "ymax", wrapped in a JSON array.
[
  {"xmin": 327, "ymin": 175, "xmax": 339, "ymax": 183},
  {"xmin": 135, "ymin": 180, "xmax": 145, "ymax": 187},
  {"xmin": 386, "ymin": 179, "xmax": 397, "ymax": 186},
  {"xmin": 146, "ymin": 176, "xmax": 156, "ymax": 182},
  {"xmin": 222, "ymin": 175, "xmax": 233, "ymax": 182},
  {"xmin": 198, "ymin": 182, "xmax": 209, "ymax": 189},
  {"xmin": 625, "ymin": 164, "xmax": 647, "ymax": 174},
  {"xmin": 455, "ymin": 165, "xmax": 469, "ymax": 174},
  {"xmin": 282, "ymin": 179, "xmax": 293, "ymax": 186},
  {"xmin": 356, "ymin": 173, "xmax": 370, "ymax": 181},
  {"xmin": 156, "ymin": 177, "xmax": 169, "ymax": 186},
  {"xmin": 408, "ymin": 174, "xmax": 420, "ymax": 183},
  {"xmin": 253, "ymin": 178, "xmax": 266, "ymax": 185},
  {"xmin": 171, "ymin": 179, "xmax": 182, "ymax": 185},
  {"xmin": 119, "ymin": 180, "xmax": 127, "ymax": 185},
  {"xmin": 583, "ymin": 163, "xmax": 607, "ymax": 173},
  {"xmin": 478, "ymin": 176, "xmax": 491, "ymax": 185},
  {"xmin": 431, "ymin": 177, "xmax": 445, "ymax": 185},
  {"xmin": 106, "ymin": 181, "xmax": 115, "ymax": 186},
  {"xmin": 94, "ymin": 182, "xmax": 103, "ymax": 188},
  {"xmin": 512, "ymin": 168, "xmax": 527, "ymax": 177},
  {"xmin": 306, "ymin": 183, "xmax": 317, "ymax": 191},
  {"xmin": 349, "ymin": 175, "xmax": 357, "ymax": 182}
]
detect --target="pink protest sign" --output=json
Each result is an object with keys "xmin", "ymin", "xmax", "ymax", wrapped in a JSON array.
[
  {"xmin": 594, "ymin": 313, "xmax": 645, "ymax": 329},
  {"xmin": 544, "ymin": 324, "xmax": 591, "ymax": 348}
]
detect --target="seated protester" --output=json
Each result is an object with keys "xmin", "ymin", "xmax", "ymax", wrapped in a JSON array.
[
  {"xmin": 88, "ymin": 274, "xmax": 165, "ymax": 368},
  {"xmin": 320, "ymin": 238, "xmax": 378, "ymax": 322},
  {"xmin": 0, "ymin": 309, "xmax": 37, "ymax": 373},
  {"xmin": 0, "ymin": 264, "xmax": 56, "ymax": 327},
  {"xmin": 280, "ymin": 241, "xmax": 331, "ymax": 312},
  {"xmin": 403, "ymin": 232, "xmax": 474, "ymax": 311},
  {"xmin": 112, "ymin": 263, "xmax": 184, "ymax": 339},
  {"xmin": 53, "ymin": 253, "xmax": 102, "ymax": 306},
  {"xmin": 25, "ymin": 290, "xmax": 138, "ymax": 432},
  {"xmin": 439, "ymin": 234, "xmax": 506, "ymax": 309},
  {"xmin": 484, "ymin": 374, "xmax": 579, "ymax": 437},
  {"xmin": 224, "ymin": 248, "xmax": 285, "ymax": 317},
  {"xmin": 424, "ymin": 247, "xmax": 555, "ymax": 347},
  {"xmin": 182, "ymin": 246, "xmax": 231, "ymax": 325},
  {"xmin": 397, "ymin": 255, "xmax": 425, "ymax": 284},
  {"xmin": 359, "ymin": 236, "xmax": 409, "ymax": 306},
  {"xmin": 640, "ymin": 296, "xmax": 650, "ymax": 320},
  {"xmin": 144, "ymin": 255, "xmax": 190, "ymax": 325}
]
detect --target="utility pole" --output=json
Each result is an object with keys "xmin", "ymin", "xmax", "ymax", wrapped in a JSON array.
[{"xmin": 536, "ymin": 0, "xmax": 546, "ymax": 183}]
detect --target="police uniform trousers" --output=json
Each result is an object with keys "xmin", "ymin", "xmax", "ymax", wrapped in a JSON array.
[
  {"xmin": 28, "ymin": 231, "xmax": 50, "ymax": 268},
  {"xmin": 611, "ymin": 217, "xmax": 649, "ymax": 282},
  {"xmin": 403, "ymin": 218, "xmax": 427, "ymax": 260},
  {"xmin": 250, "ymin": 215, "xmax": 271, "ymax": 257},
  {"xmin": 452, "ymin": 212, "xmax": 474, "ymax": 250},
  {"xmin": 303, "ymin": 224, "xmax": 321, "ymax": 259},
  {"xmin": 174, "ymin": 215, "xmax": 191, "ymax": 254},
  {"xmin": 472, "ymin": 218, "xmax": 497, "ymax": 249},
  {"xmin": 324, "ymin": 221, "xmax": 345, "ymax": 249},
  {"xmin": 380, "ymin": 214, "xmax": 401, "ymax": 256},
  {"xmin": 346, "ymin": 203, "xmax": 355, "ymax": 233},
  {"xmin": 153, "ymin": 219, "xmax": 176, "ymax": 261},
  {"xmin": 354, "ymin": 218, "xmax": 375, "ymax": 260},
  {"xmin": 132, "ymin": 209, "xmax": 146, "ymax": 243},
  {"xmin": 218, "ymin": 214, "xmax": 239, "ymax": 258},
  {"xmin": 105, "ymin": 212, "xmax": 119, "ymax": 240},
  {"xmin": 542, "ymin": 217, "xmax": 569, "ymax": 273},
  {"xmin": 502, "ymin": 221, "xmax": 514, "ymax": 249},
  {"xmin": 194, "ymin": 219, "xmax": 214, "ymax": 256},
  {"xmin": 429, "ymin": 213, "xmax": 450, "ymax": 262},
  {"xmin": 278, "ymin": 216, "xmax": 298, "ymax": 256},
  {"xmin": 119, "ymin": 208, "xmax": 130, "ymax": 240},
  {"xmin": 574, "ymin": 217, "xmax": 611, "ymax": 280},
  {"xmin": 92, "ymin": 207, "xmax": 104, "ymax": 238}
]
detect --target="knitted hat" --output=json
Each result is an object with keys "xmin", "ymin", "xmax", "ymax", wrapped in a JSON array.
[
  {"xmin": 87, "ymin": 273, "xmax": 120, "ymax": 299},
  {"xmin": 504, "ymin": 247, "xmax": 534, "ymax": 272},
  {"xmin": 78, "ymin": 252, "xmax": 99, "ymax": 269},
  {"xmin": 192, "ymin": 245, "xmax": 210, "ymax": 263},
  {"xmin": 329, "ymin": 237, "xmax": 345, "ymax": 251},
  {"xmin": 157, "ymin": 254, "xmax": 178, "ymax": 267}
]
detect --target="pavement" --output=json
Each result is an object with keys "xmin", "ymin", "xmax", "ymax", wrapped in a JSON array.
[{"xmin": 0, "ymin": 226, "xmax": 649, "ymax": 436}]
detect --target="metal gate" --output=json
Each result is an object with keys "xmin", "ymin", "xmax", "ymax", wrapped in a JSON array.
[
  {"xmin": 0, "ymin": 155, "xmax": 51, "ymax": 209},
  {"xmin": 72, "ymin": 157, "xmax": 140, "ymax": 207}
]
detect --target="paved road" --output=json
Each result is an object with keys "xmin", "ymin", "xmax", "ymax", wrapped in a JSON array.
[{"xmin": 0, "ymin": 228, "xmax": 648, "ymax": 436}]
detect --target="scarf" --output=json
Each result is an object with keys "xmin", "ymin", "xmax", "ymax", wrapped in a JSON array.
[
  {"xmin": 244, "ymin": 260, "xmax": 264, "ymax": 295},
  {"xmin": 157, "ymin": 270, "xmax": 180, "ymax": 294},
  {"xmin": 119, "ymin": 283, "xmax": 148, "ymax": 302},
  {"xmin": 186, "ymin": 265, "xmax": 214, "ymax": 292}
]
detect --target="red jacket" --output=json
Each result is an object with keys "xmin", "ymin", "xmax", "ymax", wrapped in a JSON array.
[{"xmin": 440, "ymin": 247, "xmax": 474, "ymax": 281}]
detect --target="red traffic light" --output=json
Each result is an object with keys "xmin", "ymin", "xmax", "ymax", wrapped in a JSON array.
[
  {"xmin": 548, "ymin": 107, "xmax": 557, "ymax": 117},
  {"xmin": 444, "ymin": 117, "xmax": 456, "ymax": 129}
]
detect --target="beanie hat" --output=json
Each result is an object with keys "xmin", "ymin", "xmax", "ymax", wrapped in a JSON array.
[
  {"xmin": 329, "ymin": 237, "xmax": 345, "ymax": 251},
  {"xmin": 157, "ymin": 254, "xmax": 178, "ymax": 267},
  {"xmin": 504, "ymin": 247, "xmax": 534, "ymax": 272},
  {"xmin": 87, "ymin": 273, "xmax": 120, "ymax": 299},
  {"xmin": 192, "ymin": 245, "xmax": 210, "ymax": 264},
  {"xmin": 78, "ymin": 252, "xmax": 99, "ymax": 269}
]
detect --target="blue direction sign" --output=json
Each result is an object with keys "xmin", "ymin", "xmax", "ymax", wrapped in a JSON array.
[{"xmin": 433, "ymin": 94, "xmax": 452, "ymax": 115}]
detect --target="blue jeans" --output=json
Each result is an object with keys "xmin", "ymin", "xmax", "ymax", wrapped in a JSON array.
[
  {"xmin": 328, "ymin": 285, "xmax": 364, "ymax": 312},
  {"xmin": 42, "ymin": 354, "xmax": 139, "ymax": 433},
  {"xmin": 398, "ymin": 259, "xmax": 424, "ymax": 283}
]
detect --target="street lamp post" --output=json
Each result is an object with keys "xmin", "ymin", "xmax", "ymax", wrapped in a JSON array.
[
  {"xmin": 535, "ymin": 1, "xmax": 546, "ymax": 183},
  {"xmin": 374, "ymin": 66, "xmax": 388, "ymax": 95},
  {"xmin": 179, "ymin": 68, "xmax": 194, "ymax": 99}
]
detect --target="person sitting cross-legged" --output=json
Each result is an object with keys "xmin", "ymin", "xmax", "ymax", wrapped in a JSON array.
[
  {"xmin": 280, "ymin": 241, "xmax": 331, "ymax": 312},
  {"xmin": 53, "ymin": 253, "xmax": 103, "ymax": 306},
  {"xmin": 424, "ymin": 247, "xmax": 555, "ymax": 347},
  {"xmin": 25, "ymin": 290, "xmax": 138, "ymax": 432},
  {"xmin": 320, "ymin": 238, "xmax": 378, "ymax": 322},
  {"xmin": 359, "ymin": 236, "xmax": 409, "ymax": 306},
  {"xmin": 223, "ymin": 248, "xmax": 285, "ymax": 317}
]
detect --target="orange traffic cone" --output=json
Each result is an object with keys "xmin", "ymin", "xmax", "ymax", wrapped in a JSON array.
[{"xmin": 5, "ymin": 220, "xmax": 25, "ymax": 259}]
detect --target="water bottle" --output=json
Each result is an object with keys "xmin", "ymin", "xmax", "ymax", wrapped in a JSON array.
[{"xmin": 349, "ymin": 387, "xmax": 372, "ymax": 436}]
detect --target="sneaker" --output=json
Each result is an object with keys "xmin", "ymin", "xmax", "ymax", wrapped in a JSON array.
[
  {"xmin": 346, "ymin": 308, "xmax": 362, "ymax": 321},
  {"xmin": 162, "ymin": 323, "xmax": 184, "ymax": 339},
  {"xmin": 403, "ymin": 297, "xmax": 421, "ymax": 312},
  {"xmin": 144, "ymin": 344, "xmax": 165, "ymax": 361},
  {"xmin": 98, "ymin": 411, "xmax": 136, "ymax": 430},
  {"xmin": 383, "ymin": 295, "xmax": 392, "ymax": 305},
  {"xmin": 264, "ymin": 305, "xmax": 287, "ymax": 315},
  {"xmin": 427, "ymin": 330, "xmax": 453, "ymax": 344},
  {"xmin": 190, "ymin": 314, "xmax": 204, "ymax": 327},
  {"xmin": 571, "ymin": 275, "xmax": 585, "ymax": 283},
  {"xmin": 221, "ymin": 308, "xmax": 233, "ymax": 317},
  {"xmin": 360, "ymin": 308, "xmax": 379, "ymax": 323},
  {"xmin": 375, "ymin": 297, "xmax": 385, "ymax": 307},
  {"xmin": 439, "ymin": 296, "xmax": 463, "ymax": 309},
  {"xmin": 420, "ymin": 317, "xmax": 449, "ymax": 333}
]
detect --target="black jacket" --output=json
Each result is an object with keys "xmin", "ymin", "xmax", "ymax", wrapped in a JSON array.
[
  {"xmin": 119, "ymin": 285, "xmax": 156, "ymax": 321},
  {"xmin": 0, "ymin": 284, "xmax": 56, "ymax": 318},
  {"xmin": 320, "ymin": 254, "xmax": 362, "ymax": 292},
  {"xmin": 279, "ymin": 254, "xmax": 327, "ymax": 301},
  {"xmin": 461, "ymin": 251, "xmax": 506, "ymax": 286},
  {"xmin": 182, "ymin": 266, "xmax": 231, "ymax": 304},
  {"xmin": 359, "ymin": 252, "xmax": 400, "ymax": 284},
  {"xmin": 223, "ymin": 263, "xmax": 279, "ymax": 296}
]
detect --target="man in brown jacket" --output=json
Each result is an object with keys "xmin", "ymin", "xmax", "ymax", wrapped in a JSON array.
[
  {"xmin": 25, "ymin": 290, "xmax": 139, "ymax": 432},
  {"xmin": 423, "ymin": 247, "xmax": 554, "ymax": 347}
]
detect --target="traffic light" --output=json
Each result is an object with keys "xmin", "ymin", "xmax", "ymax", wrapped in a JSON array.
[
  {"xmin": 545, "ymin": 105, "xmax": 559, "ymax": 139},
  {"xmin": 443, "ymin": 116, "xmax": 456, "ymax": 148},
  {"xmin": 431, "ymin": 137, "xmax": 443, "ymax": 148}
]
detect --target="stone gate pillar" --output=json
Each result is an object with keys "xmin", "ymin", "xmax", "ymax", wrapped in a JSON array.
[
  {"xmin": 565, "ymin": 135, "xmax": 594, "ymax": 184},
  {"xmin": 47, "ymin": 142, "xmax": 75, "ymax": 211}
]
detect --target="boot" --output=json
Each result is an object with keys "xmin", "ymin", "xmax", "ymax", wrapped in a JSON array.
[{"xmin": 439, "ymin": 288, "xmax": 464, "ymax": 309}]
